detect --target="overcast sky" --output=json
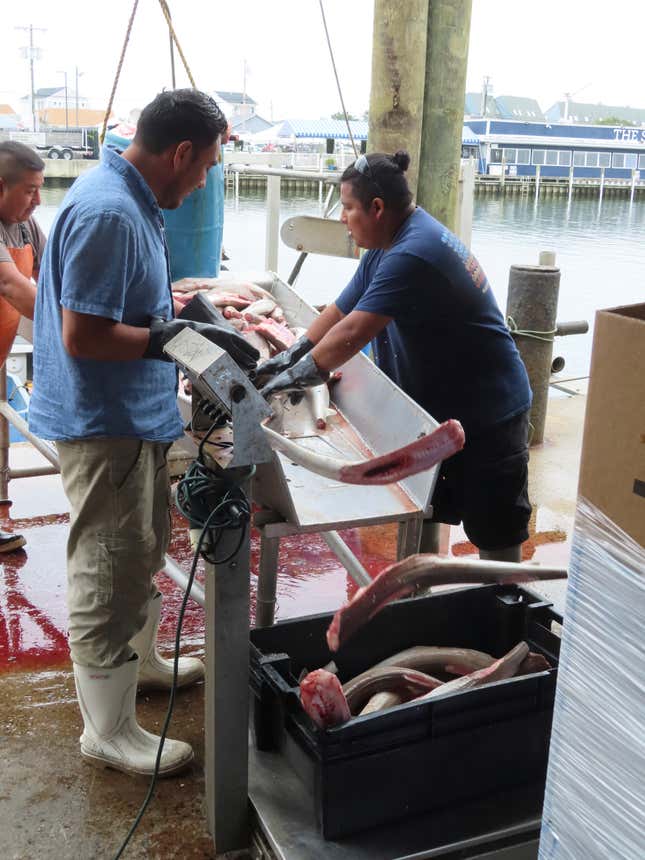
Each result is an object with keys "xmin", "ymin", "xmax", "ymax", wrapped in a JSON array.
[{"xmin": 2, "ymin": 1, "xmax": 644, "ymax": 125}]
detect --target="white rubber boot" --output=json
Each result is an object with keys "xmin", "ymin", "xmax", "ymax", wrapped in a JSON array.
[
  {"xmin": 130, "ymin": 592, "xmax": 204, "ymax": 691},
  {"xmin": 74, "ymin": 658, "xmax": 194, "ymax": 776}
]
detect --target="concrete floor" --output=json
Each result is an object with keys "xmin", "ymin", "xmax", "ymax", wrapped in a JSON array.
[{"xmin": 0, "ymin": 383, "xmax": 587, "ymax": 859}]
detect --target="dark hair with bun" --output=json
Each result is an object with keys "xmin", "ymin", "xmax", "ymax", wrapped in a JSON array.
[{"xmin": 341, "ymin": 150, "xmax": 413, "ymax": 212}]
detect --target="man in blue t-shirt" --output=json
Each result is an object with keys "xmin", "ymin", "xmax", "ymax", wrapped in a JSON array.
[
  {"xmin": 29, "ymin": 90, "xmax": 257, "ymax": 778},
  {"xmin": 258, "ymin": 151, "xmax": 532, "ymax": 563}
]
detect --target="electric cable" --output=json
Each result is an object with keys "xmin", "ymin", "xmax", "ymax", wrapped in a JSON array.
[{"xmin": 111, "ymin": 419, "xmax": 252, "ymax": 859}]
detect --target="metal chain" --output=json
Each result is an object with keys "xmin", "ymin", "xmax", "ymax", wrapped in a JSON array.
[
  {"xmin": 157, "ymin": 0, "xmax": 197, "ymax": 88},
  {"xmin": 506, "ymin": 316, "xmax": 557, "ymax": 343},
  {"xmin": 318, "ymin": 0, "xmax": 359, "ymax": 158},
  {"xmin": 100, "ymin": 0, "xmax": 139, "ymax": 144}
]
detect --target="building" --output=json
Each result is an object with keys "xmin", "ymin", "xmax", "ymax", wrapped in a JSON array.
[
  {"xmin": 213, "ymin": 91, "xmax": 258, "ymax": 124},
  {"xmin": 465, "ymin": 92, "xmax": 543, "ymax": 121},
  {"xmin": 37, "ymin": 108, "xmax": 107, "ymax": 130},
  {"xmin": 545, "ymin": 100, "xmax": 645, "ymax": 126},
  {"xmin": 465, "ymin": 118, "xmax": 645, "ymax": 180},
  {"xmin": 229, "ymin": 113, "xmax": 273, "ymax": 136},
  {"xmin": 0, "ymin": 105, "xmax": 21, "ymax": 131}
]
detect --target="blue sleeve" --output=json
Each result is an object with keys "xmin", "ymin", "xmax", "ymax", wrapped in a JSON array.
[
  {"xmin": 335, "ymin": 252, "xmax": 372, "ymax": 315},
  {"xmin": 60, "ymin": 212, "xmax": 138, "ymax": 322},
  {"xmin": 353, "ymin": 251, "xmax": 428, "ymax": 319}
]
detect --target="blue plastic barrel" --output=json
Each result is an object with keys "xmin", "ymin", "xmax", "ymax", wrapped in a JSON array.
[
  {"xmin": 162, "ymin": 161, "xmax": 225, "ymax": 280},
  {"xmin": 102, "ymin": 130, "xmax": 225, "ymax": 281}
]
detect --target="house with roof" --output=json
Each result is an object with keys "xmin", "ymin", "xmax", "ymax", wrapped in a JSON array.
[
  {"xmin": 465, "ymin": 92, "xmax": 543, "ymax": 121},
  {"xmin": 0, "ymin": 105, "xmax": 21, "ymax": 130},
  {"xmin": 213, "ymin": 91, "xmax": 258, "ymax": 124},
  {"xmin": 545, "ymin": 100, "xmax": 645, "ymax": 126}
]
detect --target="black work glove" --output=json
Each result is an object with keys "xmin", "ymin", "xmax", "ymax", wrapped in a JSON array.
[
  {"xmin": 255, "ymin": 335, "xmax": 313, "ymax": 385},
  {"xmin": 260, "ymin": 352, "xmax": 329, "ymax": 399},
  {"xmin": 143, "ymin": 318, "xmax": 259, "ymax": 372}
]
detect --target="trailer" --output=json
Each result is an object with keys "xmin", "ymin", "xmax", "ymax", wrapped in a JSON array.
[{"xmin": 0, "ymin": 128, "xmax": 96, "ymax": 160}]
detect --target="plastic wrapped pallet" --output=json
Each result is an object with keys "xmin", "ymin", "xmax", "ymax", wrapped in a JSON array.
[{"xmin": 539, "ymin": 498, "xmax": 644, "ymax": 860}]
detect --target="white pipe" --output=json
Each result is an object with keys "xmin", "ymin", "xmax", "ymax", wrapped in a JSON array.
[
  {"xmin": 321, "ymin": 531, "xmax": 371, "ymax": 587},
  {"xmin": 163, "ymin": 554, "xmax": 205, "ymax": 607}
]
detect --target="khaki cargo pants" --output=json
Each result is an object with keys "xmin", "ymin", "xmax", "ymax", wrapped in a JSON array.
[{"xmin": 57, "ymin": 438, "xmax": 172, "ymax": 668}]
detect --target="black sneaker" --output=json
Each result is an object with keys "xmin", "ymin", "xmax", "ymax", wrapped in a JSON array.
[{"xmin": 0, "ymin": 530, "xmax": 26, "ymax": 553}]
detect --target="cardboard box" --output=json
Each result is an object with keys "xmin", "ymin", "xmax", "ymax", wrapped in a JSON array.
[{"xmin": 577, "ymin": 303, "xmax": 645, "ymax": 547}]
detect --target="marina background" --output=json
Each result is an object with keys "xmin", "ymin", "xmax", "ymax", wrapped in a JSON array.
[{"xmin": 37, "ymin": 182, "xmax": 645, "ymax": 380}]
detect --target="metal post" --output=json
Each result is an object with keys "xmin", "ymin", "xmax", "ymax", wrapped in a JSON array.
[
  {"xmin": 506, "ymin": 264, "xmax": 561, "ymax": 445},
  {"xmin": 321, "ymin": 531, "xmax": 371, "ymax": 587},
  {"xmin": 205, "ymin": 473, "xmax": 251, "ymax": 854},
  {"xmin": 599, "ymin": 166, "xmax": 605, "ymax": 204},
  {"xmin": 264, "ymin": 174, "xmax": 280, "ymax": 273},
  {"xmin": 568, "ymin": 165, "xmax": 574, "ymax": 201},
  {"xmin": 535, "ymin": 164, "xmax": 541, "ymax": 200},
  {"xmin": 630, "ymin": 169, "xmax": 637, "ymax": 204},
  {"xmin": 416, "ymin": 0, "xmax": 473, "ymax": 231},
  {"xmin": 500, "ymin": 151, "xmax": 506, "ymax": 190},
  {"xmin": 0, "ymin": 365, "xmax": 10, "ymax": 503},
  {"xmin": 368, "ymin": 1, "xmax": 428, "ymax": 199},
  {"xmin": 255, "ymin": 532, "xmax": 280, "ymax": 627}
]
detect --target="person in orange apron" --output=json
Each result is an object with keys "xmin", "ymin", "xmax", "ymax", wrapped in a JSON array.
[{"xmin": 0, "ymin": 141, "xmax": 46, "ymax": 553}]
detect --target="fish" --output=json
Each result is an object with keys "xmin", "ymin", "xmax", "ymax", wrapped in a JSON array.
[
  {"xmin": 342, "ymin": 665, "xmax": 443, "ymax": 715},
  {"xmin": 359, "ymin": 692, "xmax": 403, "ymax": 716},
  {"xmin": 326, "ymin": 555, "xmax": 568, "ymax": 652},
  {"xmin": 267, "ymin": 385, "xmax": 335, "ymax": 437},
  {"xmin": 242, "ymin": 329, "xmax": 272, "ymax": 362},
  {"xmin": 250, "ymin": 318, "xmax": 297, "ymax": 352},
  {"xmin": 414, "ymin": 642, "xmax": 530, "ymax": 702},
  {"xmin": 246, "ymin": 298, "xmax": 276, "ymax": 317},
  {"xmin": 261, "ymin": 417, "xmax": 465, "ymax": 487},
  {"xmin": 300, "ymin": 669, "xmax": 351, "ymax": 729}
]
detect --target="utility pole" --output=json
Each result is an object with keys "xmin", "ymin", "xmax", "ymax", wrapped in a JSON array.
[
  {"xmin": 58, "ymin": 70, "xmax": 69, "ymax": 129},
  {"xmin": 367, "ymin": 1, "xmax": 428, "ymax": 198},
  {"xmin": 75, "ymin": 67, "xmax": 83, "ymax": 127},
  {"xmin": 416, "ymin": 1, "xmax": 473, "ymax": 232},
  {"xmin": 16, "ymin": 24, "xmax": 46, "ymax": 132},
  {"xmin": 482, "ymin": 75, "xmax": 491, "ymax": 117},
  {"xmin": 368, "ymin": 1, "xmax": 472, "ymax": 231}
]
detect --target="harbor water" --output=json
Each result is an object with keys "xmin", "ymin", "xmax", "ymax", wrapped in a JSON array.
[{"xmin": 37, "ymin": 183, "xmax": 645, "ymax": 378}]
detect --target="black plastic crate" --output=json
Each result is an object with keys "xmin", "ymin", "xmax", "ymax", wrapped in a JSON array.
[{"xmin": 250, "ymin": 584, "xmax": 561, "ymax": 840}]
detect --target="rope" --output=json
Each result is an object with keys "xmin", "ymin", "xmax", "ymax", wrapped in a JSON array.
[
  {"xmin": 157, "ymin": 0, "xmax": 197, "ymax": 88},
  {"xmin": 506, "ymin": 316, "xmax": 557, "ymax": 343},
  {"xmin": 318, "ymin": 0, "xmax": 359, "ymax": 158},
  {"xmin": 100, "ymin": 0, "xmax": 139, "ymax": 144}
]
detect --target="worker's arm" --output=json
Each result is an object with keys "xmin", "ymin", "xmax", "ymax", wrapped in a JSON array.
[
  {"xmin": 62, "ymin": 308, "xmax": 260, "ymax": 369},
  {"xmin": 62, "ymin": 308, "xmax": 150, "ymax": 360},
  {"xmin": 261, "ymin": 309, "xmax": 390, "ymax": 399},
  {"xmin": 311, "ymin": 309, "xmax": 391, "ymax": 372},
  {"xmin": 305, "ymin": 302, "xmax": 345, "ymax": 344},
  {"xmin": 0, "ymin": 261, "xmax": 37, "ymax": 319}
]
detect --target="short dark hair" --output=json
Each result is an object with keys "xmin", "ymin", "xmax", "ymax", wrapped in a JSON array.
[
  {"xmin": 341, "ymin": 150, "xmax": 413, "ymax": 212},
  {"xmin": 135, "ymin": 89, "xmax": 227, "ymax": 155},
  {"xmin": 0, "ymin": 141, "xmax": 45, "ymax": 186}
]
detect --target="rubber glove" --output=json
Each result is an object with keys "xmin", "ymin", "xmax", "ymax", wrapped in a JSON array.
[
  {"xmin": 255, "ymin": 335, "xmax": 313, "ymax": 384},
  {"xmin": 260, "ymin": 352, "xmax": 329, "ymax": 399},
  {"xmin": 143, "ymin": 318, "xmax": 259, "ymax": 371}
]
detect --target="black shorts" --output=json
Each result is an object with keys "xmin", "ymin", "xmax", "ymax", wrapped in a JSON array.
[{"xmin": 428, "ymin": 410, "xmax": 532, "ymax": 551}]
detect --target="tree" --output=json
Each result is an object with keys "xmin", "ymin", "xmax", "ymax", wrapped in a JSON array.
[
  {"xmin": 332, "ymin": 111, "xmax": 357, "ymax": 121},
  {"xmin": 597, "ymin": 116, "xmax": 636, "ymax": 126}
]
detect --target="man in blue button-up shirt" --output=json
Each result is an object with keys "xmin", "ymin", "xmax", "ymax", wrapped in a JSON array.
[{"xmin": 30, "ymin": 90, "xmax": 258, "ymax": 778}]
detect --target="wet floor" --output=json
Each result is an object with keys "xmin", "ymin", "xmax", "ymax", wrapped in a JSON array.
[{"xmin": 0, "ymin": 385, "xmax": 585, "ymax": 858}]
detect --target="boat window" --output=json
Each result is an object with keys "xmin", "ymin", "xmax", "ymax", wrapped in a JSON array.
[
  {"xmin": 516, "ymin": 149, "xmax": 531, "ymax": 165},
  {"xmin": 585, "ymin": 152, "xmax": 599, "ymax": 168},
  {"xmin": 545, "ymin": 150, "xmax": 559, "ymax": 166},
  {"xmin": 598, "ymin": 152, "xmax": 611, "ymax": 168},
  {"xmin": 490, "ymin": 148, "xmax": 503, "ymax": 164},
  {"xmin": 573, "ymin": 152, "xmax": 586, "ymax": 167},
  {"xmin": 502, "ymin": 148, "xmax": 517, "ymax": 163},
  {"xmin": 639, "ymin": 154, "xmax": 645, "ymax": 169},
  {"xmin": 532, "ymin": 149, "xmax": 546, "ymax": 165},
  {"xmin": 558, "ymin": 151, "xmax": 572, "ymax": 166}
]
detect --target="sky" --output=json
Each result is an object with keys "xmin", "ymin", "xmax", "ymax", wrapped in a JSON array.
[{"xmin": 2, "ymin": 1, "xmax": 645, "ymax": 126}]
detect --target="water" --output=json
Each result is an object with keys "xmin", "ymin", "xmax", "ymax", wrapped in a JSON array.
[{"xmin": 38, "ymin": 183, "xmax": 645, "ymax": 377}]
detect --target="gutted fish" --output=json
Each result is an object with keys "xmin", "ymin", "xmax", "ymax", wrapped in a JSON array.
[
  {"xmin": 326, "ymin": 555, "xmax": 568, "ymax": 652},
  {"xmin": 300, "ymin": 669, "xmax": 351, "ymax": 729},
  {"xmin": 342, "ymin": 665, "xmax": 442, "ymax": 715},
  {"xmin": 261, "ymin": 418, "xmax": 465, "ymax": 487}
]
